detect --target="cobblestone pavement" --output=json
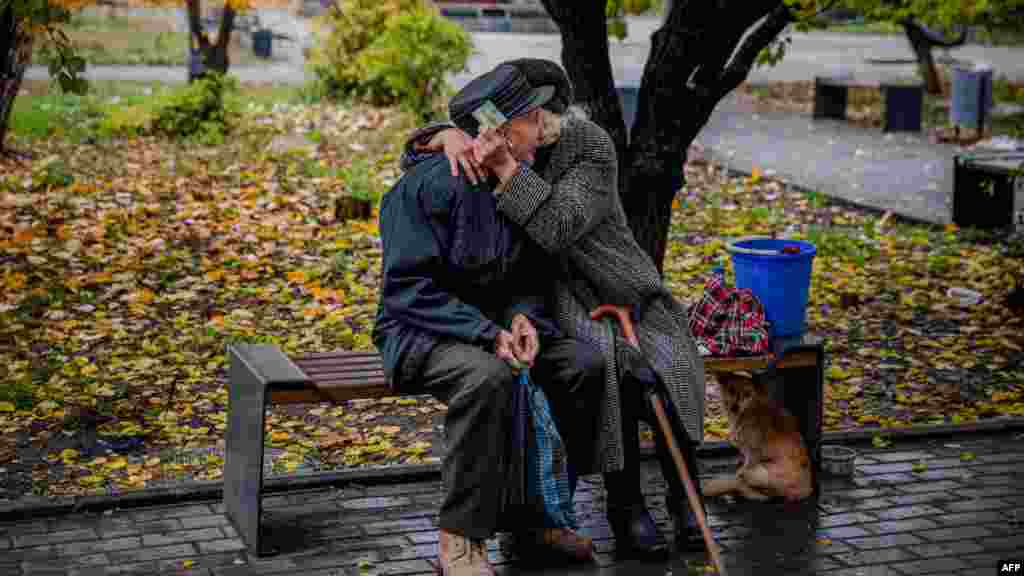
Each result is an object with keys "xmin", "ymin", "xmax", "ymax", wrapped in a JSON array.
[{"xmin": 1, "ymin": 430, "xmax": 1021, "ymax": 575}]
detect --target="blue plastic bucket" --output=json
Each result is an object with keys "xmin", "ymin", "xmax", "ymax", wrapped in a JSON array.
[{"xmin": 727, "ymin": 238, "xmax": 817, "ymax": 338}]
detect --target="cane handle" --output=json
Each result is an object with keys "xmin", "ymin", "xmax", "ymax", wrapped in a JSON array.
[{"xmin": 589, "ymin": 305, "xmax": 639, "ymax": 348}]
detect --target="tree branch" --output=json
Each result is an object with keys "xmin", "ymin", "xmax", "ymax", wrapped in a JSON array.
[
  {"xmin": 186, "ymin": 0, "xmax": 210, "ymax": 50},
  {"xmin": 689, "ymin": 1, "xmax": 779, "ymax": 88},
  {"xmin": 215, "ymin": 2, "xmax": 236, "ymax": 53},
  {"xmin": 541, "ymin": 2, "xmax": 626, "ymax": 164},
  {"xmin": 0, "ymin": 3, "xmax": 14, "ymax": 77},
  {"xmin": 714, "ymin": 2, "xmax": 792, "ymax": 99}
]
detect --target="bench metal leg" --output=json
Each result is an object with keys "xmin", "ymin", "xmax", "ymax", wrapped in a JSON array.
[
  {"xmin": 225, "ymin": 347, "xmax": 271, "ymax": 557},
  {"xmin": 814, "ymin": 81, "xmax": 848, "ymax": 120}
]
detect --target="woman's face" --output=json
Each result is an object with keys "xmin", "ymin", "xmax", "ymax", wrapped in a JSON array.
[{"xmin": 500, "ymin": 109, "xmax": 542, "ymax": 165}]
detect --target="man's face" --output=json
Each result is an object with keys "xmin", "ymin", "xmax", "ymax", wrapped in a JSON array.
[{"xmin": 499, "ymin": 109, "xmax": 542, "ymax": 165}]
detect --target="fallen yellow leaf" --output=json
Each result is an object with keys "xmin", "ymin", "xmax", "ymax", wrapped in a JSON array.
[{"xmin": 78, "ymin": 475, "xmax": 104, "ymax": 486}]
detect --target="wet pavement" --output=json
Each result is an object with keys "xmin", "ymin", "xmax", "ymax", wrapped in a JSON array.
[
  {"xmin": 1, "ymin": 429, "xmax": 1021, "ymax": 575},
  {"xmin": 694, "ymin": 97, "xmax": 957, "ymax": 225}
]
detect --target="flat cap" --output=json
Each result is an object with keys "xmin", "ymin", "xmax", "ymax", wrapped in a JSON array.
[{"xmin": 449, "ymin": 63, "xmax": 555, "ymax": 136}]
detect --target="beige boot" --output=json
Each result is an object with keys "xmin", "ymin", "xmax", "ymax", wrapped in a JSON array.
[{"xmin": 437, "ymin": 529, "xmax": 494, "ymax": 576}]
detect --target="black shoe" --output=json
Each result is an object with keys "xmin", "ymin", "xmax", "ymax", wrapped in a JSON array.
[{"xmin": 607, "ymin": 503, "xmax": 668, "ymax": 560}]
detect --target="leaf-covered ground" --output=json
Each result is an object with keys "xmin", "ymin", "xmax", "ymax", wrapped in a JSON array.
[{"xmin": 1, "ymin": 90, "xmax": 1023, "ymax": 499}]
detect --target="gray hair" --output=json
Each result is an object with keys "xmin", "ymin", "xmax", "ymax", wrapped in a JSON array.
[{"xmin": 537, "ymin": 104, "xmax": 591, "ymax": 146}]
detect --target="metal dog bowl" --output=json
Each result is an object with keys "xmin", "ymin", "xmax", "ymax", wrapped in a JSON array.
[{"xmin": 821, "ymin": 445, "xmax": 858, "ymax": 477}]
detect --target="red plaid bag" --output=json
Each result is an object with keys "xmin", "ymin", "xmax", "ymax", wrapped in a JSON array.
[{"xmin": 687, "ymin": 274, "xmax": 770, "ymax": 357}]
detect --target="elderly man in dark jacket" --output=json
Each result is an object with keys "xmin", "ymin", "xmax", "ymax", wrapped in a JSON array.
[{"xmin": 372, "ymin": 64, "xmax": 604, "ymax": 576}]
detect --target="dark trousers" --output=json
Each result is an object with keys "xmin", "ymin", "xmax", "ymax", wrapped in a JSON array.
[
  {"xmin": 421, "ymin": 337, "xmax": 604, "ymax": 539},
  {"xmin": 605, "ymin": 353, "xmax": 702, "ymax": 525}
]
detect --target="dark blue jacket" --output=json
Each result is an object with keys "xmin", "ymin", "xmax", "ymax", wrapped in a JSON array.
[{"xmin": 372, "ymin": 154, "xmax": 561, "ymax": 392}]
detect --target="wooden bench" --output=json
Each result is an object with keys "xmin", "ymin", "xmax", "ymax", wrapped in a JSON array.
[
  {"xmin": 224, "ymin": 334, "xmax": 825, "ymax": 556},
  {"xmin": 813, "ymin": 75, "xmax": 924, "ymax": 132}
]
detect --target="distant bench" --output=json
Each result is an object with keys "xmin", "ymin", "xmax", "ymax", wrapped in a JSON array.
[
  {"xmin": 813, "ymin": 75, "xmax": 925, "ymax": 132},
  {"xmin": 224, "ymin": 335, "xmax": 825, "ymax": 556}
]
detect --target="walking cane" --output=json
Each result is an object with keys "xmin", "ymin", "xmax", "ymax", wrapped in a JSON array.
[{"xmin": 590, "ymin": 305, "xmax": 726, "ymax": 575}]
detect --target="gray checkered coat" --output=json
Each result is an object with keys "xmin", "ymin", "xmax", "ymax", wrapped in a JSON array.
[{"xmin": 494, "ymin": 116, "xmax": 705, "ymax": 475}]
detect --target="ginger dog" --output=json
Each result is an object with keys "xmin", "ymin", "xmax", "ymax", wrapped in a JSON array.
[{"xmin": 703, "ymin": 373, "xmax": 812, "ymax": 502}]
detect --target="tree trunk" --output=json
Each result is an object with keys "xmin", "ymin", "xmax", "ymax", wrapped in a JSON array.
[
  {"xmin": 903, "ymin": 21, "xmax": 943, "ymax": 95},
  {"xmin": 542, "ymin": 0, "xmax": 790, "ymax": 273},
  {"xmin": 0, "ymin": 5, "xmax": 33, "ymax": 154},
  {"xmin": 186, "ymin": 0, "xmax": 236, "ymax": 81}
]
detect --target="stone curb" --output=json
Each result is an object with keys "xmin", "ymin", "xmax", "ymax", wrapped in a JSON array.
[{"xmin": 2, "ymin": 417, "xmax": 1022, "ymax": 522}]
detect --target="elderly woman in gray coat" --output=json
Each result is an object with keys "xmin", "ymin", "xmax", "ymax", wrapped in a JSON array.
[{"xmin": 403, "ymin": 59, "xmax": 707, "ymax": 557}]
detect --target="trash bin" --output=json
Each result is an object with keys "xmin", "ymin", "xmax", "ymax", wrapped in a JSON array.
[
  {"xmin": 951, "ymin": 62, "xmax": 993, "ymax": 130},
  {"xmin": 253, "ymin": 29, "xmax": 273, "ymax": 59},
  {"xmin": 953, "ymin": 151, "xmax": 1024, "ymax": 231},
  {"xmin": 882, "ymin": 83, "xmax": 923, "ymax": 132},
  {"xmin": 481, "ymin": 8, "xmax": 510, "ymax": 32}
]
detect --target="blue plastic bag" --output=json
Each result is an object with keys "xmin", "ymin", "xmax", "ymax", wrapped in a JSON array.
[{"xmin": 520, "ymin": 370, "xmax": 577, "ymax": 530}]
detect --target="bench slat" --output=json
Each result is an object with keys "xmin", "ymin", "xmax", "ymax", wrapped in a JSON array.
[
  {"xmin": 295, "ymin": 351, "xmax": 382, "ymax": 361},
  {"xmin": 703, "ymin": 350, "xmax": 818, "ymax": 372},
  {"xmin": 302, "ymin": 372, "xmax": 387, "ymax": 385},
  {"xmin": 268, "ymin": 383, "xmax": 392, "ymax": 404},
  {"xmin": 296, "ymin": 360, "xmax": 384, "ymax": 373},
  {"xmin": 294, "ymin": 367, "xmax": 383, "ymax": 376},
  {"xmin": 313, "ymin": 376, "xmax": 388, "ymax": 389},
  {"xmin": 290, "ymin": 351, "xmax": 823, "ymax": 375},
  {"xmin": 268, "ymin": 348, "xmax": 820, "ymax": 406}
]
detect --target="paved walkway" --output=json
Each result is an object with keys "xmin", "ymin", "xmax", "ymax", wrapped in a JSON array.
[
  {"xmin": 25, "ymin": 15, "xmax": 1024, "ymax": 86},
  {"xmin": 694, "ymin": 97, "xmax": 957, "ymax": 225},
  {"xmin": 1, "ymin": 430, "xmax": 1021, "ymax": 575}
]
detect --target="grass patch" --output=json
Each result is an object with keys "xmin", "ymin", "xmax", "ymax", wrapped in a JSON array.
[
  {"xmin": 820, "ymin": 20, "xmax": 903, "ymax": 35},
  {"xmin": 10, "ymin": 80, "xmax": 305, "ymax": 143},
  {"xmin": 0, "ymin": 379, "xmax": 35, "ymax": 411}
]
